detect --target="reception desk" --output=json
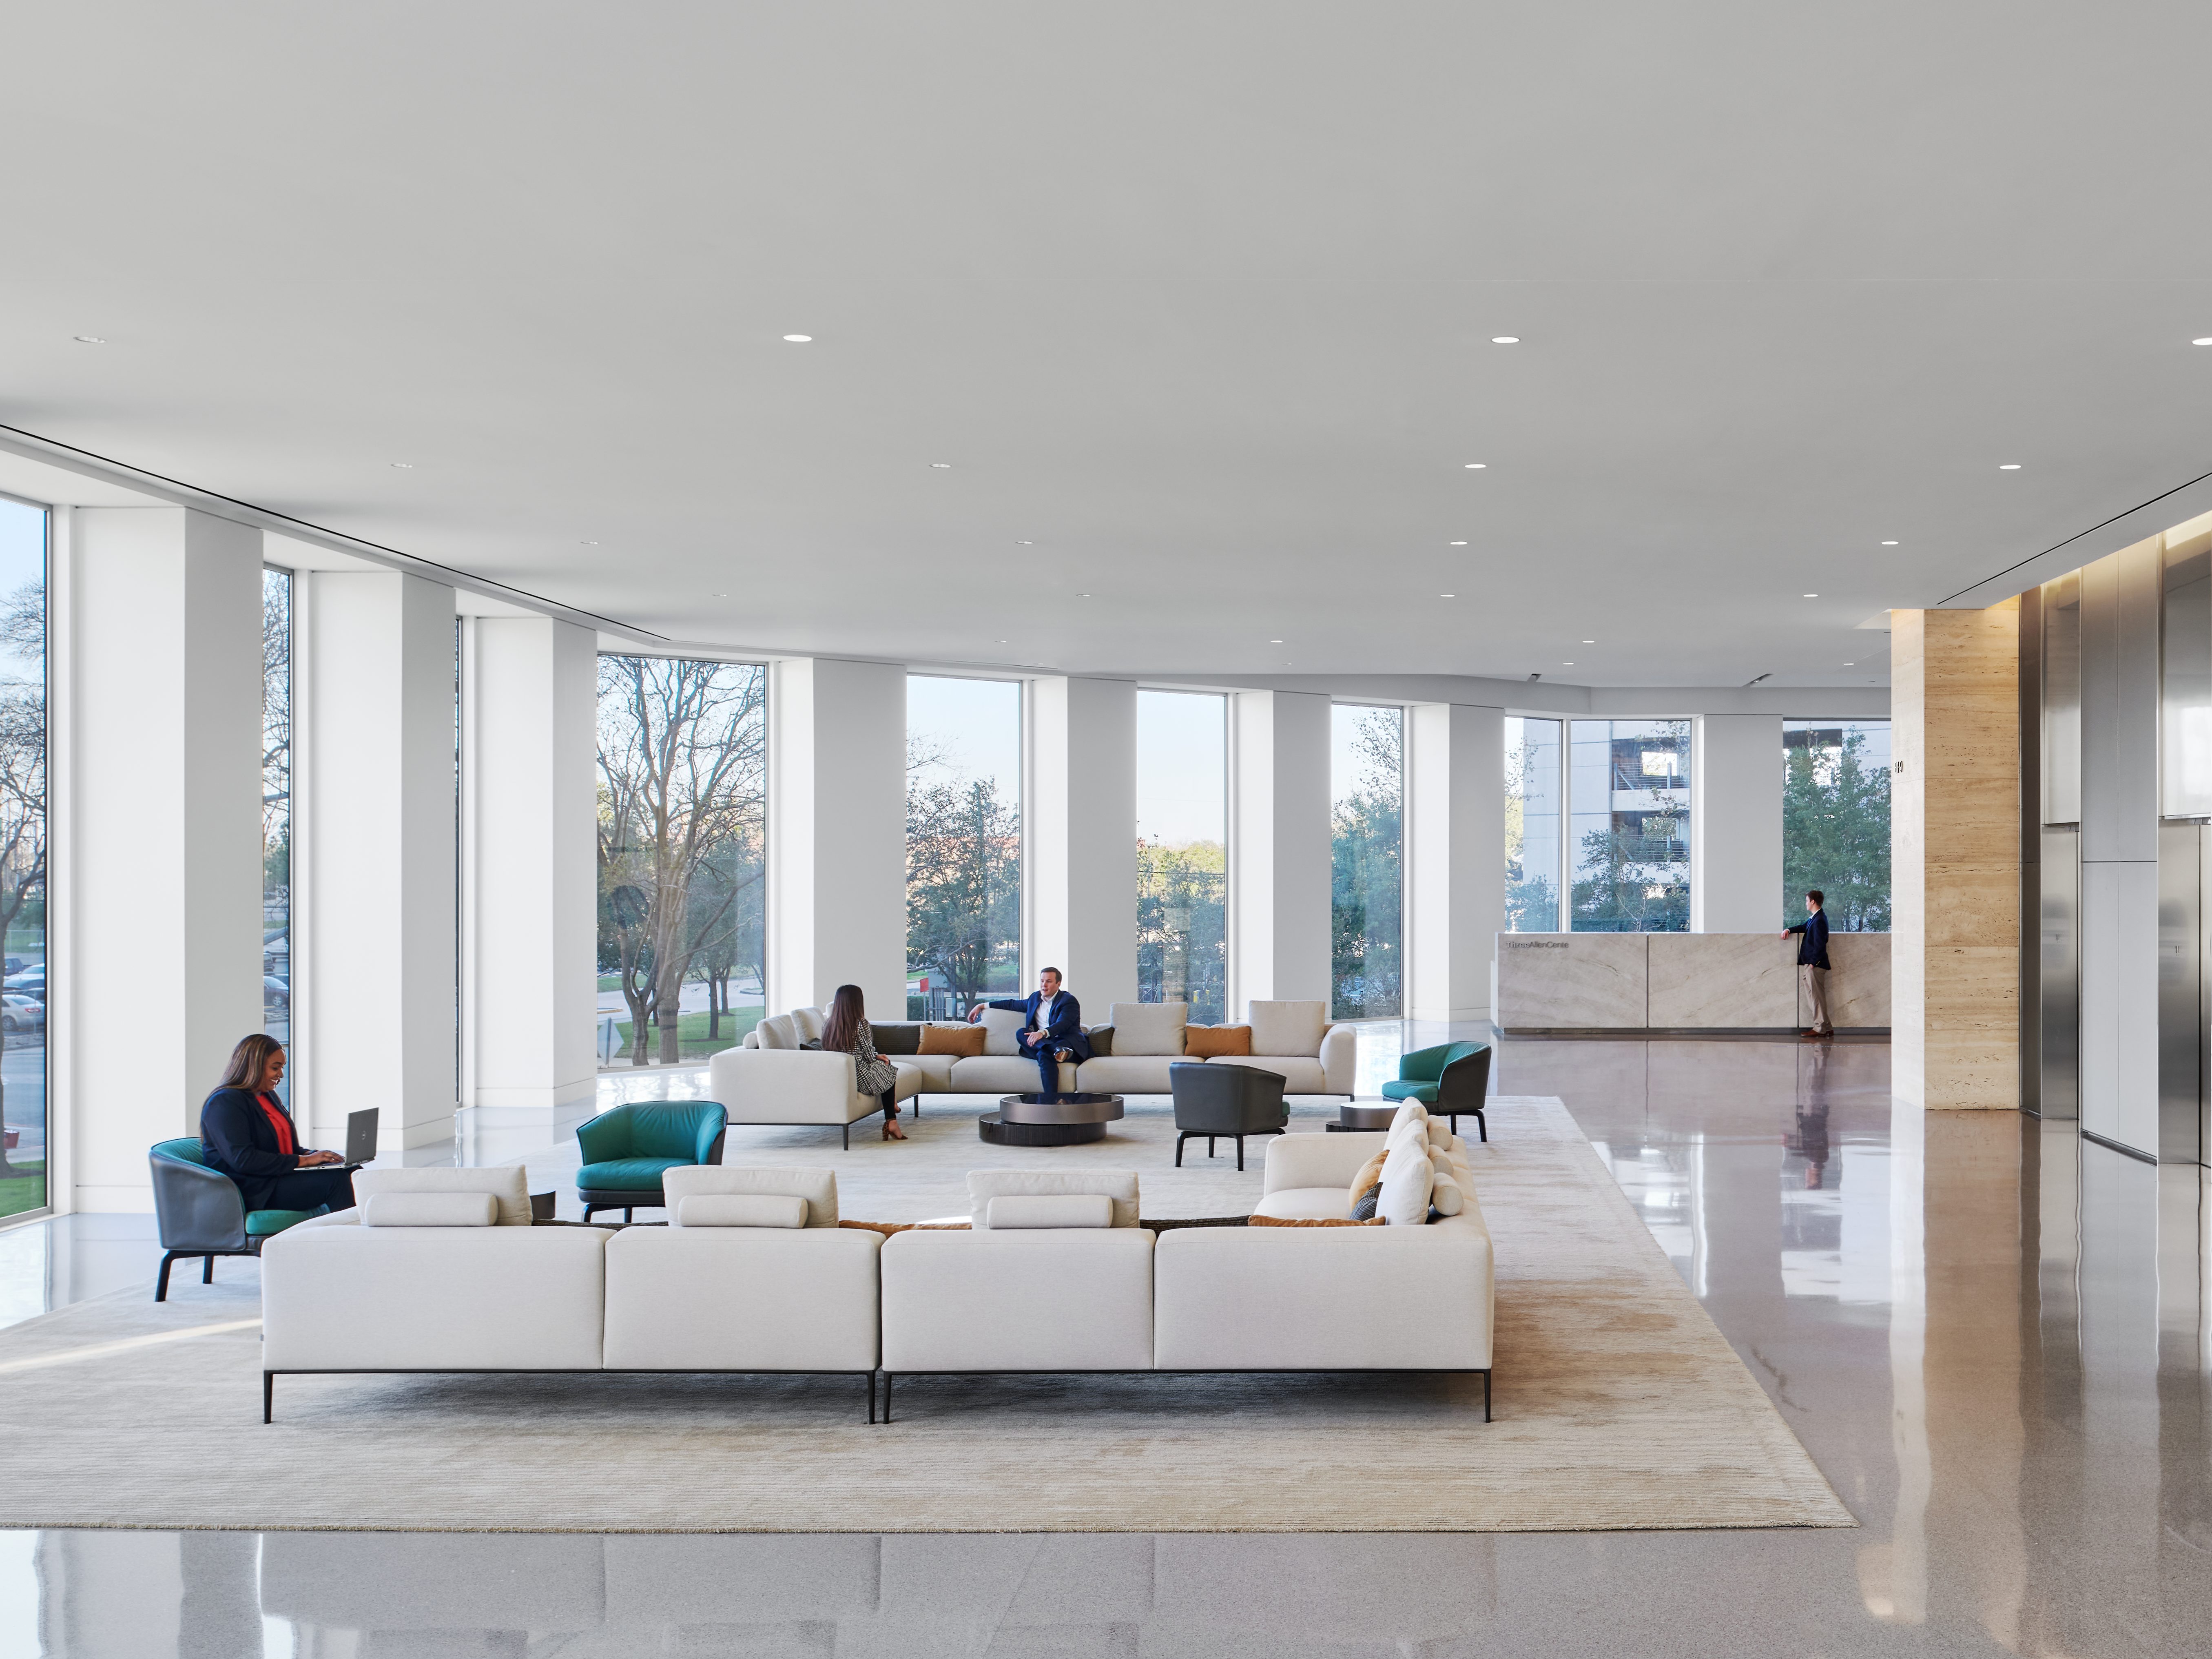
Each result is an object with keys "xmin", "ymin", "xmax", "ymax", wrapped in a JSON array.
[{"xmin": 1494, "ymin": 932, "xmax": 1891, "ymax": 1034}]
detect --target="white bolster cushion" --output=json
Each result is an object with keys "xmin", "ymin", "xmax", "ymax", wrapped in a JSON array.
[
  {"xmin": 678, "ymin": 1193, "xmax": 807, "ymax": 1229},
  {"xmin": 1429, "ymin": 1172, "xmax": 1466, "ymax": 1216},
  {"xmin": 361, "ymin": 1192, "xmax": 497, "ymax": 1228},
  {"xmin": 985, "ymin": 1194, "xmax": 1112, "ymax": 1229}
]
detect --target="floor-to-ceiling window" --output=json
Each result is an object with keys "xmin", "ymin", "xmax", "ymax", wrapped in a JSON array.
[
  {"xmin": 0, "ymin": 501, "xmax": 45, "ymax": 1220},
  {"xmin": 1135, "ymin": 690, "xmax": 1227, "ymax": 1023},
  {"xmin": 1504, "ymin": 715, "xmax": 1563, "ymax": 931},
  {"xmin": 1783, "ymin": 720, "xmax": 1891, "ymax": 930},
  {"xmin": 1331, "ymin": 703, "xmax": 1403, "ymax": 1017},
  {"xmin": 1570, "ymin": 719, "xmax": 1689, "ymax": 931},
  {"xmin": 906, "ymin": 675, "xmax": 1021, "ymax": 1020},
  {"xmin": 595, "ymin": 656, "xmax": 767, "ymax": 1066},
  {"xmin": 262, "ymin": 568, "xmax": 291, "ymax": 1079}
]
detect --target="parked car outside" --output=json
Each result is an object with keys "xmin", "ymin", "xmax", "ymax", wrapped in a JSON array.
[
  {"xmin": 264, "ymin": 976, "xmax": 290, "ymax": 1013},
  {"xmin": 4, "ymin": 966, "xmax": 44, "ymax": 996},
  {"xmin": 2, "ymin": 995, "xmax": 44, "ymax": 1034}
]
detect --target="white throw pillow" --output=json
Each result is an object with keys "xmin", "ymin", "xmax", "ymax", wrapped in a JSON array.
[
  {"xmin": 1428, "ymin": 1172, "xmax": 1465, "ymax": 1217},
  {"xmin": 1390, "ymin": 1100, "xmax": 1428, "ymax": 1133},
  {"xmin": 976, "ymin": 1006, "xmax": 1029, "ymax": 1057},
  {"xmin": 755, "ymin": 1013, "xmax": 798, "ymax": 1050},
  {"xmin": 983, "ymin": 1194, "xmax": 1112, "ymax": 1229},
  {"xmin": 354, "ymin": 1165, "xmax": 534, "ymax": 1226},
  {"xmin": 968, "ymin": 1168, "xmax": 1141, "ymax": 1228},
  {"xmin": 360, "ymin": 1192, "xmax": 497, "ymax": 1228},
  {"xmin": 677, "ymin": 1193, "xmax": 807, "ymax": 1228},
  {"xmin": 1387, "ymin": 1115, "xmax": 1430, "ymax": 1157},
  {"xmin": 790, "ymin": 1006, "xmax": 826, "ymax": 1041},
  {"xmin": 1110, "ymin": 1001, "xmax": 1188, "ymax": 1057},
  {"xmin": 1246, "ymin": 1000, "xmax": 1328, "ymax": 1057},
  {"xmin": 1376, "ymin": 1146, "xmax": 1435, "ymax": 1227},
  {"xmin": 664, "ymin": 1165, "xmax": 839, "ymax": 1227}
]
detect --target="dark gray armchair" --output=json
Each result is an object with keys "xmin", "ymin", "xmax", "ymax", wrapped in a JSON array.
[
  {"xmin": 149, "ymin": 1139, "xmax": 328, "ymax": 1301},
  {"xmin": 1169, "ymin": 1062, "xmax": 1289, "ymax": 1171}
]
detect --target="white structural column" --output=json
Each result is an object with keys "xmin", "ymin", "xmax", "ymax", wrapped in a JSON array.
[
  {"xmin": 63, "ymin": 509, "xmax": 264, "ymax": 1209},
  {"xmin": 767, "ymin": 657, "xmax": 906, "ymax": 1015},
  {"xmin": 1406, "ymin": 702, "xmax": 1504, "ymax": 1022},
  {"xmin": 1228, "ymin": 690, "xmax": 1332, "ymax": 1010},
  {"xmin": 1689, "ymin": 714, "xmax": 1784, "ymax": 932},
  {"xmin": 1027, "ymin": 676, "xmax": 1138, "ymax": 1007},
  {"xmin": 2078, "ymin": 538, "xmax": 2161, "ymax": 1152},
  {"xmin": 300, "ymin": 572, "xmax": 459, "ymax": 1149},
  {"xmin": 460, "ymin": 617, "xmax": 599, "ymax": 1109}
]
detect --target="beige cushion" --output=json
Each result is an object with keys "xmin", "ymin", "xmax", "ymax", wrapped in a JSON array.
[
  {"xmin": 1425, "ymin": 1118, "xmax": 1453, "ymax": 1152},
  {"xmin": 677, "ymin": 1193, "xmax": 806, "ymax": 1229},
  {"xmin": 983, "ymin": 1194, "xmax": 1112, "ymax": 1229},
  {"xmin": 1111, "ymin": 1002, "xmax": 1187, "ymax": 1057},
  {"xmin": 790, "ymin": 1007, "xmax": 826, "ymax": 1041},
  {"xmin": 664, "ymin": 1165, "xmax": 838, "ymax": 1227},
  {"xmin": 1246, "ymin": 1001, "xmax": 1327, "ymax": 1058},
  {"xmin": 354, "ymin": 1165, "xmax": 534, "ymax": 1227},
  {"xmin": 1387, "ymin": 1115, "xmax": 1431, "ymax": 1156},
  {"xmin": 951, "ymin": 1055, "xmax": 1080, "ymax": 1093},
  {"xmin": 967, "ymin": 1169, "xmax": 1141, "ymax": 1228},
  {"xmin": 360, "ymin": 1192, "xmax": 496, "ymax": 1228},
  {"xmin": 976, "ymin": 1006, "xmax": 1029, "ymax": 1056},
  {"xmin": 756, "ymin": 1013, "xmax": 799, "ymax": 1050},
  {"xmin": 1221, "ymin": 1055, "xmax": 1329, "ymax": 1093},
  {"xmin": 1391, "ymin": 1100, "xmax": 1428, "ymax": 1133},
  {"xmin": 1377, "ymin": 1145, "xmax": 1434, "ymax": 1227},
  {"xmin": 1250, "ymin": 1186, "xmax": 1355, "ymax": 1221}
]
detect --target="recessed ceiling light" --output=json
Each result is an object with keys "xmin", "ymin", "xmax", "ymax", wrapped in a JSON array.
[
  {"xmin": 1582, "ymin": 639, "xmax": 1594, "ymax": 644},
  {"xmin": 2195, "ymin": 337, "xmax": 2212, "ymax": 346},
  {"xmin": 1562, "ymin": 661, "xmax": 1574, "ymax": 666},
  {"xmin": 72, "ymin": 334, "xmax": 104, "ymax": 344},
  {"xmin": 1803, "ymin": 593, "xmax": 1818, "ymax": 598},
  {"xmin": 1881, "ymin": 540, "xmax": 1898, "ymax": 546},
  {"xmin": 782, "ymin": 334, "xmax": 813, "ymax": 343},
  {"xmin": 1016, "ymin": 540, "xmax": 1034, "ymax": 545},
  {"xmin": 390, "ymin": 461, "xmax": 414, "ymax": 469},
  {"xmin": 1440, "ymin": 594, "xmax": 1456, "ymax": 599},
  {"xmin": 1464, "ymin": 463, "xmax": 1487, "ymax": 470},
  {"xmin": 1269, "ymin": 638, "xmax": 1284, "ymax": 644},
  {"xmin": 1844, "ymin": 662, "xmax": 1856, "ymax": 667},
  {"xmin": 1449, "ymin": 540, "xmax": 1468, "ymax": 547},
  {"xmin": 930, "ymin": 462, "xmax": 952, "ymax": 469},
  {"xmin": 710, "ymin": 591, "xmax": 728, "ymax": 598},
  {"xmin": 1491, "ymin": 336, "xmax": 1520, "ymax": 344},
  {"xmin": 580, "ymin": 540, "xmax": 599, "ymax": 546},
  {"xmin": 1999, "ymin": 463, "xmax": 2022, "ymax": 470}
]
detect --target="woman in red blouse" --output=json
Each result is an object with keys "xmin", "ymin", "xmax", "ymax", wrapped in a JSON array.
[{"xmin": 198, "ymin": 1034, "xmax": 357, "ymax": 1216}]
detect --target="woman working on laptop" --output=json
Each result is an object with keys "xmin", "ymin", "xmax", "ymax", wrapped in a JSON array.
[{"xmin": 199, "ymin": 1034, "xmax": 358, "ymax": 1216}]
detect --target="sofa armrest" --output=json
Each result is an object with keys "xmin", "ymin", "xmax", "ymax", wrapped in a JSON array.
[
  {"xmin": 1260, "ymin": 1130, "xmax": 1387, "ymax": 1195},
  {"xmin": 1320, "ymin": 1023, "xmax": 1357, "ymax": 1094},
  {"xmin": 706, "ymin": 1047, "xmax": 866, "ymax": 1123}
]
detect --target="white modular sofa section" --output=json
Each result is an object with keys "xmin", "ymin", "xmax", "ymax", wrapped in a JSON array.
[
  {"xmin": 706, "ymin": 1043, "xmax": 923, "ymax": 1148},
  {"xmin": 260, "ymin": 1165, "xmax": 888, "ymax": 1422},
  {"xmin": 1157, "ymin": 1132, "xmax": 1494, "ymax": 1411}
]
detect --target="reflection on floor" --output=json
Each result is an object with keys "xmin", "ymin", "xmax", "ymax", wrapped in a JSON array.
[{"xmin": 2, "ymin": 1029, "xmax": 2209, "ymax": 1656}]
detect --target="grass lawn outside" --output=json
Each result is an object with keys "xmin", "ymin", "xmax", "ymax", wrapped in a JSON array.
[
  {"xmin": 0, "ymin": 1161, "xmax": 47, "ymax": 1220},
  {"xmin": 607, "ymin": 1006, "xmax": 764, "ymax": 1065}
]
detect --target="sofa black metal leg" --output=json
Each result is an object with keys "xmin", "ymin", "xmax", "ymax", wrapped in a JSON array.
[
  {"xmin": 263, "ymin": 1371, "xmax": 275, "ymax": 1424},
  {"xmin": 1476, "ymin": 1111, "xmax": 1487, "ymax": 1143},
  {"xmin": 883, "ymin": 1372, "xmax": 893, "ymax": 1424},
  {"xmin": 1482, "ymin": 1369, "xmax": 1492, "ymax": 1422},
  {"xmin": 842, "ymin": 1124, "xmax": 850, "ymax": 1150},
  {"xmin": 1207, "ymin": 1136, "xmax": 1216, "ymax": 1157},
  {"xmin": 202, "ymin": 1255, "xmax": 215, "ymax": 1284},
  {"xmin": 1235, "ymin": 1136, "xmax": 1245, "ymax": 1172},
  {"xmin": 155, "ymin": 1252, "xmax": 176, "ymax": 1302}
]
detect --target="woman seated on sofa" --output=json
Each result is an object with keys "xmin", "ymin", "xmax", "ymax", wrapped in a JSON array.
[
  {"xmin": 820, "ymin": 983, "xmax": 907, "ymax": 1141},
  {"xmin": 199, "ymin": 1034, "xmax": 359, "ymax": 1216}
]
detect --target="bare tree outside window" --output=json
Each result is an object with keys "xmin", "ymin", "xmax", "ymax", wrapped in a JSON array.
[
  {"xmin": 262, "ymin": 569, "xmax": 292, "ymax": 1058},
  {"xmin": 596, "ymin": 656, "xmax": 767, "ymax": 1066},
  {"xmin": 0, "ymin": 501, "xmax": 45, "ymax": 1212}
]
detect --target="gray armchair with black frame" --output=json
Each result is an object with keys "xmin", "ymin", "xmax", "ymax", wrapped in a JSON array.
[
  {"xmin": 148, "ymin": 1138, "xmax": 329, "ymax": 1301},
  {"xmin": 1168, "ymin": 1061, "xmax": 1289, "ymax": 1171}
]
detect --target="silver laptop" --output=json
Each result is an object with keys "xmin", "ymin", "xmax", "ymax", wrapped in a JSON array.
[{"xmin": 334, "ymin": 1108, "xmax": 378, "ymax": 1169}]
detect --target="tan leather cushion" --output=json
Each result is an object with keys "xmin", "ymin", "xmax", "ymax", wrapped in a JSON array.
[
  {"xmin": 1249, "ymin": 1214, "xmax": 1383, "ymax": 1228},
  {"xmin": 1347, "ymin": 1149, "xmax": 1388, "ymax": 1214},
  {"xmin": 1182, "ymin": 1024, "xmax": 1252, "ymax": 1058},
  {"xmin": 919, "ymin": 1023, "xmax": 987, "ymax": 1057}
]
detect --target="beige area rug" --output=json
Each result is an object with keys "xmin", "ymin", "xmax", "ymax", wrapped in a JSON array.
[{"xmin": 0, "ymin": 1097, "xmax": 1851, "ymax": 1533}]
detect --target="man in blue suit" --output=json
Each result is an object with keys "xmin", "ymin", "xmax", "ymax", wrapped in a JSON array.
[
  {"xmin": 1782, "ymin": 889, "xmax": 1833, "ymax": 1040},
  {"xmin": 974, "ymin": 966, "xmax": 1092, "ymax": 1097}
]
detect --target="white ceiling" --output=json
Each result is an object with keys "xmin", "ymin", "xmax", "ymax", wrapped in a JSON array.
[{"xmin": 4, "ymin": 1, "xmax": 2211, "ymax": 689}]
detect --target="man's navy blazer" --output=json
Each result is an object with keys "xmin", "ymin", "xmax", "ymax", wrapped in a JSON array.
[{"xmin": 985, "ymin": 991, "xmax": 1093, "ymax": 1060}]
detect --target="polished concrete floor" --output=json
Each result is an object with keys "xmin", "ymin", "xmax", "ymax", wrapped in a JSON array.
[{"xmin": 2, "ymin": 1031, "xmax": 2208, "ymax": 1656}]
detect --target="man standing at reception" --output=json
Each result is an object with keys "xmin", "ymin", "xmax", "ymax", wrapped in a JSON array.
[
  {"xmin": 1784, "ymin": 890, "xmax": 1833, "ymax": 1041},
  {"xmin": 976, "ymin": 966, "xmax": 1092, "ymax": 1097}
]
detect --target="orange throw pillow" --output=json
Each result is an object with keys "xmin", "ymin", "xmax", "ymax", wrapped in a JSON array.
[
  {"xmin": 918, "ymin": 1023, "xmax": 987, "ymax": 1058},
  {"xmin": 1249, "ymin": 1215, "xmax": 1384, "ymax": 1227},
  {"xmin": 1182, "ymin": 1024, "xmax": 1253, "ymax": 1058}
]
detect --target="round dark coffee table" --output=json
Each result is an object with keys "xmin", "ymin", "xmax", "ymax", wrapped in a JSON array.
[
  {"xmin": 980, "ymin": 1092, "xmax": 1125, "ymax": 1147},
  {"xmin": 1326, "ymin": 1101, "xmax": 1402, "ymax": 1133}
]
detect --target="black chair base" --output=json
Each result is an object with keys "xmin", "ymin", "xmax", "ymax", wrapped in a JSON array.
[
  {"xmin": 1452, "ymin": 1110, "xmax": 1488, "ymax": 1143},
  {"xmin": 156, "ymin": 1247, "xmax": 258, "ymax": 1302},
  {"xmin": 578, "ymin": 1190, "xmax": 666, "ymax": 1224},
  {"xmin": 1174, "ymin": 1127, "xmax": 1284, "ymax": 1172}
]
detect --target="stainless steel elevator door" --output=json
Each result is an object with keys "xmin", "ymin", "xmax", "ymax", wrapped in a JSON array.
[
  {"xmin": 2040, "ymin": 828, "xmax": 2080, "ymax": 1121},
  {"xmin": 2157, "ymin": 822, "xmax": 2202, "ymax": 1165}
]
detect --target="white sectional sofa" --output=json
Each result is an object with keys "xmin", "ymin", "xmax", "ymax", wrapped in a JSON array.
[
  {"xmin": 722, "ymin": 999, "xmax": 1355, "ymax": 1143},
  {"xmin": 260, "ymin": 1113, "xmax": 1493, "ymax": 1424}
]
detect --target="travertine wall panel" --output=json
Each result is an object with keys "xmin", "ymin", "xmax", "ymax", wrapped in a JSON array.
[{"xmin": 1893, "ymin": 602, "xmax": 2022, "ymax": 1110}]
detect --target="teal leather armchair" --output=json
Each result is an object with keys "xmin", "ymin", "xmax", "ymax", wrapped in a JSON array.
[
  {"xmin": 148, "ymin": 1139, "xmax": 328, "ymax": 1301},
  {"xmin": 1379, "ymin": 1041, "xmax": 1490, "ymax": 1141},
  {"xmin": 574, "ymin": 1101, "xmax": 728, "ymax": 1222}
]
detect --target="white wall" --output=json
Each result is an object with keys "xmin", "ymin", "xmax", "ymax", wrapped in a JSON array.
[
  {"xmin": 1690, "ymin": 714, "xmax": 1784, "ymax": 933},
  {"xmin": 1028, "ymin": 676, "xmax": 1137, "ymax": 1010},
  {"xmin": 63, "ymin": 509, "xmax": 263, "ymax": 1210},
  {"xmin": 1229, "ymin": 689, "xmax": 1331, "ymax": 1010},
  {"xmin": 300, "ymin": 571, "xmax": 458, "ymax": 1149},
  {"xmin": 1406, "ymin": 702, "xmax": 1503, "ymax": 1021},
  {"xmin": 460, "ymin": 617, "xmax": 598, "ymax": 1109},
  {"xmin": 768, "ymin": 657, "xmax": 906, "ymax": 1016}
]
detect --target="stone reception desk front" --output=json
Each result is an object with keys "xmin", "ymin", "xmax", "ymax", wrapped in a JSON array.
[{"xmin": 1493, "ymin": 932, "xmax": 1891, "ymax": 1034}]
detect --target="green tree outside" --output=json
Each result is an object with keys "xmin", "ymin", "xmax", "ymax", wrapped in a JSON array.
[{"xmin": 1783, "ymin": 724, "xmax": 1892, "ymax": 930}]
